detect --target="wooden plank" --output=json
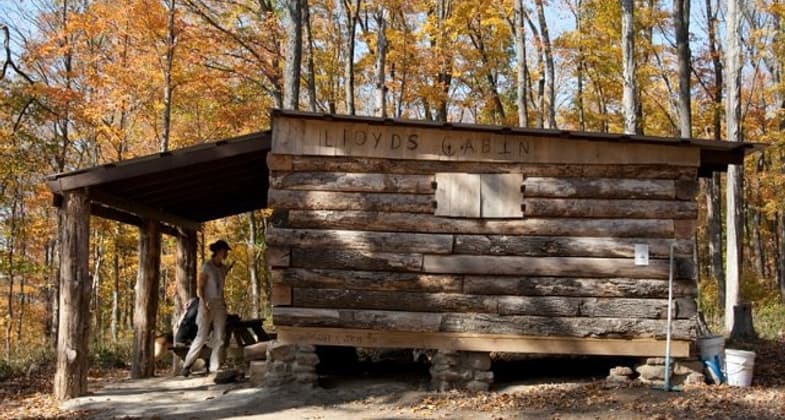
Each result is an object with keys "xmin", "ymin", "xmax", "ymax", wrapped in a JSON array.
[
  {"xmin": 272, "ymin": 308, "xmax": 696, "ymax": 340},
  {"xmin": 287, "ymin": 210, "xmax": 676, "ymax": 237},
  {"xmin": 524, "ymin": 177, "xmax": 676, "ymax": 199},
  {"xmin": 266, "ymin": 228, "xmax": 454, "ymax": 254},
  {"xmin": 271, "ymin": 116, "xmax": 701, "ymax": 166},
  {"xmin": 463, "ymin": 276, "xmax": 697, "ymax": 298},
  {"xmin": 293, "ymin": 288, "xmax": 498, "ymax": 313},
  {"xmin": 423, "ymin": 255, "xmax": 696, "ymax": 279},
  {"xmin": 434, "ymin": 173, "xmax": 481, "ymax": 217},
  {"xmin": 289, "ymin": 155, "xmax": 699, "ymax": 179},
  {"xmin": 481, "ymin": 173, "xmax": 523, "ymax": 218},
  {"xmin": 265, "ymin": 247, "xmax": 291, "ymax": 268},
  {"xmin": 89, "ymin": 190, "xmax": 202, "ymax": 230},
  {"xmin": 269, "ymin": 189, "xmax": 434, "ymax": 213},
  {"xmin": 497, "ymin": 296, "xmax": 696, "ymax": 319},
  {"xmin": 291, "ymin": 289, "xmax": 695, "ymax": 319},
  {"xmin": 454, "ymin": 236, "xmax": 693, "ymax": 258},
  {"xmin": 523, "ymin": 198, "xmax": 697, "ymax": 219},
  {"xmin": 675, "ymin": 178, "xmax": 699, "ymax": 200},
  {"xmin": 276, "ymin": 326, "xmax": 691, "ymax": 357},
  {"xmin": 270, "ymin": 172, "xmax": 434, "ymax": 193},
  {"xmin": 291, "ymin": 248, "xmax": 423, "ymax": 272},
  {"xmin": 271, "ymin": 284, "xmax": 292, "ymax": 306},
  {"xmin": 674, "ymin": 219, "xmax": 697, "ymax": 239},
  {"xmin": 266, "ymin": 153, "xmax": 293, "ymax": 171},
  {"xmin": 273, "ymin": 268, "xmax": 463, "ymax": 293}
]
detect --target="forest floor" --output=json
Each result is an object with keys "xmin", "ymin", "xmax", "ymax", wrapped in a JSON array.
[{"xmin": 1, "ymin": 338, "xmax": 784, "ymax": 419}]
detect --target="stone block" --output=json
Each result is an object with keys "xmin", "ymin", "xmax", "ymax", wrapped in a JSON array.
[
  {"xmin": 292, "ymin": 362, "xmax": 316, "ymax": 374},
  {"xmin": 295, "ymin": 372, "xmax": 319, "ymax": 384},
  {"xmin": 464, "ymin": 353, "xmax": 492, "ymax": 371},
  {"xmin": 610, "ymin": 366, "xmax": 634, "ymax": 377},
  {"xmin": 466, "ymin": 380, "xmax": 490, "ymax": 392},
  {"xmin": 685, "ymin": 372, "xmax": 706, "ymax": 385},
  {"xmin": 473, "ymin": 370, "xmax": 494, "ymax": 382},
  {"xmin": 249, "ymin": 361, "xmax": 268, "ymax": 376},
  {"xmin": 295, "ymin": 352, "xmax": 320, "ymax": 366},
  {"xmin": 673, "ymin": 360, "xmax": 703, "ymax": 376},
  {"xmin": 268, "ymin": 342, "xmax": 296, "ymax": 362},
  {"xmin": 606, "ymin": 375, "xmax": 631, "ymax": 383},
  {"xmin": 296, "ymin": 344, "xmax": 316, "ymax": 353},
  {"xmin": 636, "ymin": 364, "xmax": 667, "ymax": 380},
  {"xmin": 646, "ymin": 357, "xmax": 666, "ymax": 366}
]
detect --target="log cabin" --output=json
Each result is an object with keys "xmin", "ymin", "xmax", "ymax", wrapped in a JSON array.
[
  {"xmin": 265, "ymin": 109, "xmax": 759, "ymax": 359},
  {"xmin": 45, "ymin": 108, "xmax": 759, "ymax": 398}
]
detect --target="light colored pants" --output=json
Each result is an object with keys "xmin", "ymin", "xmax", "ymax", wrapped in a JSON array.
[{"xmin": 183, "ymin": 298, "xmax": 226, "ymax": 372}]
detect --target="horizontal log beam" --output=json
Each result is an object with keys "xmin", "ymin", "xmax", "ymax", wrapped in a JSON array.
[
  {"xmin": 523, "ymin": 198, "xmax": 697, "ymax": 219},
  {"xmin": 272, "ymin": 308, "xmax": 696, "ymax": 340},
  {"xmin": 286, "ymin": 210, "xmax": 677, "ymax": 237},
  {"xmin": 524, "ymin": 177, "xmax": 677, "ymax": 199},
  {"xmin": 287, "ymin": 156, "xmax": 697, "ymax": 179},
  {"xmin": 267, "ymin": 228, "xmax": 453, "ymax": 254},
  {"xmin": 269, "ymin": 190, "xmax": 434, "ymax": 213},
  {"xmin": 454, "ymin": 236, "xmax": 693, "ymax": 258},
  {"xmin": 293, "ymin": 288, "xmax": 498, "ymax": 313},
  {"xmin": 270, "ymin": 172, "xmax": 434, "ymax": 193},
  {"xmin": 423, "ymin": 255, "xmax": 696, "ymax": 279},
  {"xmin": 291, "ymin": 288, "xmax": 696, "ymax": 319},
  {"xmin": 290, "ymin": 248, "xmax": 423, "ymax": 272},
  {"xmin": 89, "ymin": 190, "xmax": 202, "ymax": 230},
  {"xmin": 463, "ymin": 276, "xmax": 696, "ymax": 298},
  {"xmin": 272, "ymin": 268, "xmax": 463, "ymax": 293},
  {"xmin": 276, "ymin": 326, "xmax": 691, "ymax": 357}
]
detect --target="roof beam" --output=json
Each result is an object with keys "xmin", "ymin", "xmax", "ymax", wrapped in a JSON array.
[
  {"xmin": 90, "ymin": 189, "xmax": 202, "ymax": 230},
  {"xmin": 90, "ymin": 204, "xmax": 179, "ymax": 236}
]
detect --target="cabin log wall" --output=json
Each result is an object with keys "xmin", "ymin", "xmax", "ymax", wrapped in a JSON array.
[
  {"xmin": 267, "ymin": 116, "xmax": 700, "ymax": 354},
  {"xmin": 267, "ymin": 153, "xmax": 699, "ymax": 345}
]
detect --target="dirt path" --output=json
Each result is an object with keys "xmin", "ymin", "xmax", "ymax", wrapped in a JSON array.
[{"xmin": 58, "ymin": 372, "xmax": 785, "ymax": 419}]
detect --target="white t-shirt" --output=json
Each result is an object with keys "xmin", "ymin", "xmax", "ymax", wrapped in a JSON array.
[{"xmin": 201, "ymin": 261, "xmax": 228, "ymax": 300}]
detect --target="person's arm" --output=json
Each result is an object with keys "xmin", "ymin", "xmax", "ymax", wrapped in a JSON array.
[{"xmin": 197, "ymin": 271, "xmax": 209, "ymax": 309}]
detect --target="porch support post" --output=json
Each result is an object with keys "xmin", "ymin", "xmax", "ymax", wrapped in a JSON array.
[
  {"xmin": 172, "ymin": 228, "xmax": 197, "ymax": 372},
  {"xmin": 131, "ymin": 219, "xmax": 161, "ymax": 378},
  {"xmin": 54, "ymin": 188, "xmax": 92, "ymax": 400}
]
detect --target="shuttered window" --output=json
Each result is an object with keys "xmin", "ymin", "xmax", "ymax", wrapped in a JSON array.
[{"xmin": 434, "ymin": 173, "xmax": 523, "ymax": 218}]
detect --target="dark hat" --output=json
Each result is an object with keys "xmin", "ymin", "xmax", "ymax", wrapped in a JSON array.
[{"xmin": 209, "ymin": 240, "xmax": 231, "ymax": 253}]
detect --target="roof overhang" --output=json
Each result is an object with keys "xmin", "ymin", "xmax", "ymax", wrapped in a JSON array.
[{"xmin": 46, "ymin": 131, "xmax": 271, "ymax": 234}]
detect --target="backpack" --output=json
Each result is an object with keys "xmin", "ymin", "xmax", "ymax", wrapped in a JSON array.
[{"xmin": 174, "ymin": 297, "xmax": 200, "ymax": 345}]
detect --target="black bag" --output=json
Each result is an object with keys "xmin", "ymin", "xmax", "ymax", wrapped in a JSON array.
[{"xmin": 174, "ymin": 298, "xmax": 200, "ymax": 345}]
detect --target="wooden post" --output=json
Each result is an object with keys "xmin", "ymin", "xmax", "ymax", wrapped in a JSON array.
[
  {"xmin": 54, "ymin": 189, "xmax": 91, "ymax": 400},
  {"xmin": 132, "ymin": 219, "xmax": 161, "ymax": 378},
  {"xmin": 172, "ymin": 227, "xmax": 197, "ymax": 373}
]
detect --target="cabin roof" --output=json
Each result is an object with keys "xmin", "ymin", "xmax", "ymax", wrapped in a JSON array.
[{"xmin": 45, "ymin": 111, "xmax": 764, "ymax": 231}]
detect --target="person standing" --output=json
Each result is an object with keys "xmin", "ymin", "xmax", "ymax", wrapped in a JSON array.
[{"xmin": 181, "ymin": 240, "xmax": 232, "ymax": 377}]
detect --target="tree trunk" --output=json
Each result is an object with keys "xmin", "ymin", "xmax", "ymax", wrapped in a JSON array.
[
  {"xmin": 91, "ymin": 237, "xmax": 103, "ymax": 346},
  {"xmin": 53, "ymin": 189, "xmax": 91, "ymax": 400},
  {"xmin": 725, "ymin": 0, "xmax": 743, "ymax": 333},
  {"xmin": 779, "ymin": 211, "xmax": 785, "ymax": 303},
  {"xmin": 283, "ymin": 0, "xmax": 303, "ymax": 110},
  {"xmin": 132, "ymin": 220, "xmax": 161, "ymax": 379},
  {"xmin": 5, "ymin": 197, "xmax": 17, "ymax": 357},
  {"xmin": 373, "ymin": 8, "xmax": 388, "ymax": 118},
  {"xmin": 434, "ymin": 0, "xmax": 452, "ymax": 122},
  {"xmin": 160, "ymin": 0, "xmax": 176, "ymax": 152},
  {"xmin": 174, "ymin": 227, "xmax": 197, "ymax": 336},
  {"xmin": 514, "ymin": 0, "xmax": 528, "ymax": 127},
  {"xmin": 342, "ymin": 0, "xmax": 360, "ymax": 115},
  {"xmin": 111, "ymin": 236, "xmax": 120, "ymax": 344},
  {"xmin": 249, "ymin": 212, "xmax": 261, "ymax": 318},
  {"xmin": 705, "ymin": 0, "xmax": 724, "ymax": 294},
  {"xmin": 729, "ymin": 303, "xmax": 756, "ymax": 340},
  {"xmin": 575, "ymin": 0, "xmax": 585, "ymax": 131},
  {"xmin": 621, "ymin": 0, "xmax": 638, "ymax": 134},
  {"xmin": 303, "ymin": 0, "xmax": 318, "ymax": 112},
  {"xmin": 535, "ymin": 0, "xmax": 556, "ymax": 128},
  {"xmin": 674, "ymin": 0, "xmax": 691, "ymax": 138}
]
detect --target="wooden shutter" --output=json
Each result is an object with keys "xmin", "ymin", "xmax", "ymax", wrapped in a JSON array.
[
  {"xmin": 434, "ymin": 173, "xmax": 481, "ymax": 217},
  {"xmin": 481, "ymin": 174, "xmax": 524, "ymax": 218}
]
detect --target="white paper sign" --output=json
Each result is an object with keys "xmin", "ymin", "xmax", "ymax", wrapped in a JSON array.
[{"xmin": 634, "ymin": 244, "xmax": 650, "ymax": 266}]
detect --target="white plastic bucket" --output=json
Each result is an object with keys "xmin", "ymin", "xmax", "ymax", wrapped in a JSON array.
[
  {"xmin": 725, "ymin": 349, "xmax": 755, "ymax": 387},
  {"xmin": 698, "ymin": 335, "xmax": 725, "ymax": 383}
]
